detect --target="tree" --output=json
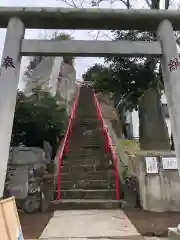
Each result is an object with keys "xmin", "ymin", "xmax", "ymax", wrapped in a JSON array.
[
  {"xmin": 11, "ymin": 89, "xmax": 67, "ymax": 158},
  {"xmin": 83, "ymin": 57, "xmax": 170, "ymax": 149},
  {"xmin": 59, "ymin": 0, "xmax": 175, "ymax": 150},
  {"xmin": 104, "ymin": 29, "xmax": 170, "ymax": 150}
]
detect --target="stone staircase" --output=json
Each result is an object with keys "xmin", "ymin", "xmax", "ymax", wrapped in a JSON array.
[{"xmin": 52, "ymin": 86, "xmax": 120, "ymax": 210}]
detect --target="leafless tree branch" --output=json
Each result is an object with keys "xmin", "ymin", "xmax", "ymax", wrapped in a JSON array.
[
  {"xmin": 58, "ymin": 0, "xmax": 79, "ymax": 7},
  {"xmin": 100, "ymin": 31, "xmax": 114, "ymax": 40},
  {"xmin": 91, "ymin": 0, "xmax": 131, "ymax": 8},
  {"xmin": 145, "ymin": 0, "xmax": 152, "ymax": 7}
]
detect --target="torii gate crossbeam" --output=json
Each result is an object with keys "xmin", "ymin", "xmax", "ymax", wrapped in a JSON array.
[
  {"xmin": 1, "ymin": 7, "xmax": 180, "ymax": 30},
  {"xmin": 21, "ymin": 40, "xmax": 162, "ymax": 57}
]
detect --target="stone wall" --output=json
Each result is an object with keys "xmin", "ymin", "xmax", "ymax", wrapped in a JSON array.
[
  {"xmin": 97, "ymin": 93, "xmax": 123, "ymax": 137},
  {"xmin": 56, "ymin": 61, "xmax": 77, "ymax": 115},
  {"xmin": 24, "ymin": 56, "xmax": 77, "ymax": 115},
  {"xmin": 24, "ymin": 57, "xmax": 54, "ymax": 95},
  {"xmin": 98, "ymin": 94, "xmax": 180, "ymax": 212},
  {"xmin": 135, "ymin": 151, "xmax": 180, "ymax": 212}
]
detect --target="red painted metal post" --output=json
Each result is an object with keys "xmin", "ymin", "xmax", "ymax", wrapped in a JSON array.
[
  {"xmin": 64, "ymin": 138, "xmax": 69, "ymax": 155},
  {"xmin": 114, "ymin": 154, "xmax": 120, "ymax": 200},
  {"xmin": 93, "ymin": 92, "xmax": 120, "ymax": 200},
  {"xmin": 105, "ymin": 132, "xmax": 109, "ymax": 153},
  {"xmin": 57, "ymin": 156, "xmax": 62, "ymax": 200},
  {"xmin": 69, "ymin": 124, "xmax": 72, "ymax": 136},
  {"xmin": 107, "ymin": 134, "xmax": 120, "ymax": 200},
  {"xmin": 57, "ymin": 88, "xmax": 80, "ymax": 200}
]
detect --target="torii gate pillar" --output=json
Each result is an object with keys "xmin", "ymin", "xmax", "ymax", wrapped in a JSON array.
[
  {"xmin": 157, "ymin": 20, "xmax": 180, "ymax": 175},
  {"xmin": 0, "ymin": 17, "xmax": 24, "ymax": 197}
]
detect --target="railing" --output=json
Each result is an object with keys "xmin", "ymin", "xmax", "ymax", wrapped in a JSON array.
[
  {"xmin": 57, "ymin": 88, "xmax": 80, "ymax": 200},
  {"xmin": 93, "ymin": 92, "xmax": 120, "ymax": 200}
]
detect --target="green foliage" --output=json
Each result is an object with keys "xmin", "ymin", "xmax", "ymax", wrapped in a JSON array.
[
  {"xmin": 83, "ymin": 30, "xmax": 162, "ymax": 110},
  {"xmin": 11, "ymin": 89, "xmax": 67, "ymax": 153},
  {"xmin": 83, "ymin": 64, "xmax": 113, "ymax": 92}
]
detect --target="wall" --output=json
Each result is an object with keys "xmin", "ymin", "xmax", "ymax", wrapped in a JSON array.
[
  {"xmin": 135, "ymin": 151, "xmax": 180, "ymax": 212},
  {"xmin": 97, "ymin": 93, "xmax": 123, "ymax": 136},
  {"xmin": 105, "ymin": 114, "xmax": 180, "ymax": 212},
  {"xmin": 56, "ymin": 61, "xmax": 77, "ymax": 115},
  {"xmin": 24, "ymin": 57, "xmax": 77, "ymax": 114},
  {"xmin": 24, "ymin": 57, "xmax": 54, "ymax": 95},
  {"xmin": 130, "ymin": 93, "xmax": 171, "ymax": 139},
  {"xmin": 98, "ymin": 94, "xmax": 180, "ymax": 212},
  {"xmin": 49, "ymin": 57, "xmax": 63, "ymax": 96}
]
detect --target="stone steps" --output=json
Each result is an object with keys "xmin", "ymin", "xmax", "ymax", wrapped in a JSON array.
[
  {"xmin": 68, "ymin": 143, "xmax": 105, "ymax": 148},
  {"xmin": 60, "ymin": 189, "xmax": 116, "ymax": 199},
  {"xmin": 61, "ymin": 179, "xmax": 115, "ymax": 189},
  {"xmin": 50, "ymin": 199, "xmax": 121, "ymax": 210},
  {"xmin": 68, "ymin": 144, "xmax": 105, "ymax": 149},
  {"xmin": 69, "ymin": 136, "xmax": 104, "ymax": 141},
  {"xmin": 62, "ymin": 157, "xmax": 112, "ymax": 166},
  {"xmin": 61, "ymin": 163, "xmax": 114, "ymax": 173},
  {"xmin": 55, "ymin": 86, "xmax": 117, "ymax": 208},
  {"xmin": 70, "ymin": 127, "xmax": 102, "ymax": 133},
  {"xmin": 68, "ymin": 139, "xmax": 104, "ymax": 144},
  {"xmin": 67, "ymin": 149, "xmax": 107, "ymax": 155},
  {"xmin": 62, "ymin": 157, "xmax": 112, "ymax": 164},
  {"xmin": 60, "ymin": 170, "xmax": 115, "ymax": 181}
]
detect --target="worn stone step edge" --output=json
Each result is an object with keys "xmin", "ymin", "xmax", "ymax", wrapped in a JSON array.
[
  {"xmin": 61, "ymin": 189, "xmax": 115, "ymax": 192},
  {"xmin": 61, "ymin": 170, "xmax": 114, "ymax": 176},
  {"xmin": 61, "ymin": 163, "xmax": 113, "ymax": 168},
  {"xmin": 62, "ymin": 159, "xmax": 113, "ymax": 165},
  {"xmin": 66, "ymin": 151, "xmax": 110, "ymax": 155},
  {"xmin": 60, "ymin": 180, "xmax": 115, "ymax": 189},
  {"xmin": 49, "ymin": 199, "xmax": 122, "ymax": 210},
  {"xmin": 60, "ymin": 189, "xmax": 116, "ymax": 198},
  {"xmin": 61, "ymin": 163, "xmax": 113, "ymax": 169}
]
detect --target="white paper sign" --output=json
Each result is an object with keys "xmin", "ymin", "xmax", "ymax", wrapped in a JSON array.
[
  {"xmin": 162, "ymin": 157, "xmax": 178, "ymax": 170},
  {"xmin": 145, "ymin": 156, "xmax": 158, "ymax": 173}
]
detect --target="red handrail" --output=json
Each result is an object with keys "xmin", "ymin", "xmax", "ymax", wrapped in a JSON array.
[
  {"xmin": 57, "ymin": 88, "xmax": 80, "ymax": 200},
  {"xmin": 93, "ymin": 92, "xmax": 120, "ymax": 200}
]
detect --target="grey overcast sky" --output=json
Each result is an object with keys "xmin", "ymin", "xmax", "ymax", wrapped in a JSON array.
[{"xmin": 0, "ymin": 0, "xmax": 177, "ymax": 88}]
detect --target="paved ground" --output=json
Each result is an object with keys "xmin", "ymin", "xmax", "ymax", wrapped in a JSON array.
[
  {"xmin": 26, "ymin": 237, "xmax": 168, "ymax": 240},
  {"xmin": 19, "ymin": 211, "xmax": 53, "ymax": 239},
  {"xmin": 145, "ymin": 238, "xmax": 168, "ymax": 240},
  {"xmin": 23, "ymin": 213, "xmax": 170, "ymax": 240},
  {"xmin": 21, "ymin": 208, "xmax": 179, "ymax": 239},
  {"xmin": 124, "ymin": 208, "xmax": 180, "ymax": 237},
  {"xmin": 19, "ymin": 209, "xmax": 180, "ymax": 239},
  {"xmin": 39, "ymin": 210, "xmax": 141, "ymax": 239}
]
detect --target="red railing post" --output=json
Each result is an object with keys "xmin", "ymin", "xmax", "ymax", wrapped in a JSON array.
[
  {"xmin": 93, "ymin": 92, "xmax": 120, "ymax": 201},
  {"xmin": 57, "ymin": 88, "xmax": 80, "ymax": 200},
  {"xmin": 65, "ymin": 138, "xmax": 69, "ymax": 155},
  {"xmin": 114, "ymin": 154, "xmax": 120, "ymax": 200},
  {"xmin": 57, "ymin": 156, "xmax": 62, "ymax": 200},
  {"xmin": 105, "ymin": 130, "xmax": 109, "ymax": 153}
]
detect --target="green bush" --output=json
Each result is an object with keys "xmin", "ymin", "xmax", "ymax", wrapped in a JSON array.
[{"xmin": 11, "ymin": 89, "xmax": 67, "ymax": 157}]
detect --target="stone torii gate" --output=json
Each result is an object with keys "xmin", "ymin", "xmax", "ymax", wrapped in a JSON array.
[{"xmin": 0, "ymin": 7, "xmax": 180, "ymax": 198}]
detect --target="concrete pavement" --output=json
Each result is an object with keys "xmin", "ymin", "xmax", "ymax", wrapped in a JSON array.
[
  {"xmin": 25, "ymin": 212, "xmax": 169, "ymax": 240},
  {"xmin": 39, "ymin": 209, "xmax": 141, "ymax": 240}
]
